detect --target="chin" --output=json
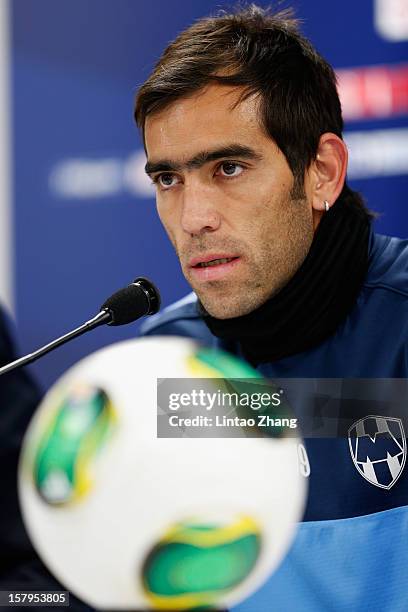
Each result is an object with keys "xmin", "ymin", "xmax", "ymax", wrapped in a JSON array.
[{"xmin": 199, "ymin": 297, "xmax": 258, "ymax": 320}]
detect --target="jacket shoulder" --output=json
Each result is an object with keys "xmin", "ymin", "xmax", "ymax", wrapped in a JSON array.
[
  {"xmin": 365, "ymin": 234, "xmax": 408, "ymax": 297},
  {"xmin": 140, "ymin": 292, "xmax": 213, "ymax": 344}
]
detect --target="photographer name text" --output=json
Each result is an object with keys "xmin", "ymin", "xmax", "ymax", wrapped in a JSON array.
[{"xmin": 168, "ymin": 414, "xmax": 298, "ymax": 429}]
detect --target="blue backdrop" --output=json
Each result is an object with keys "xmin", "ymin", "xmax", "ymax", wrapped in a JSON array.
[{"xmin": 10, "ymin": 0, "xmax": 408, "ymax": 389}]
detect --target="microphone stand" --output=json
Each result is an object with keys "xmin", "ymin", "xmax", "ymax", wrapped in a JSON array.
[{"xmin": 0, "ymin": 310, "xmax": 111, "ymax": 377}]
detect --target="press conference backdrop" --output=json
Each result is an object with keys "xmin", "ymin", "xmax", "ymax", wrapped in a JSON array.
[{"xmin": 2, "ymin": 0, "xmax": 408, "ymax": 389}]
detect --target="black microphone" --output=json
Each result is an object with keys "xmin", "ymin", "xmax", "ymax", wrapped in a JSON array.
[
  {"xmin": 101, "ymin": 277, "xmax": 160, "ymax": 325},
  {"xmin": 0, "ymin": 277, "xmax": 161, "ymax": 377}
]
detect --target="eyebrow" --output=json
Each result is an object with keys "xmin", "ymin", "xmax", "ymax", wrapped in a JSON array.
[{"xmin": 144, "ymin": 144, "xmax": 262, "ymax": 175}]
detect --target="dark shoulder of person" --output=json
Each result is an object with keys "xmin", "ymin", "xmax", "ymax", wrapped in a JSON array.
[{"xmin": 0, "ymin": 306, "xmax": 93, "ymax": 611}]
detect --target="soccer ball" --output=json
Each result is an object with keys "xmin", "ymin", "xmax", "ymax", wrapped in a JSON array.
[{"xmin": 18, "ymin": 336, "xmax": 305, "ymax": 610}]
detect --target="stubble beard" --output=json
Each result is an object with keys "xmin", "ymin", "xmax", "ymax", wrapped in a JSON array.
[{"xmin": 179, "ymin": 194, "xmax": 314, "ymax": 320}]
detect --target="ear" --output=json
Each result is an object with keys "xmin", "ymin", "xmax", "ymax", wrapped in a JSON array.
[{"xmin": 308, "ymin": 133, "xmax": 348, "ymax": 217}]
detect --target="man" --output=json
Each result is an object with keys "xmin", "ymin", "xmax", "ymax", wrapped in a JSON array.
[{"xmin": 135, "ymin": 5, "xmax": 408, "ymax": 611}]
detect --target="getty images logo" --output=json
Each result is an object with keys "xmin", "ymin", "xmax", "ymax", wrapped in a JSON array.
[{"xmin": 348, "ymin": 415, "xmax": 406, "ymax": 490}]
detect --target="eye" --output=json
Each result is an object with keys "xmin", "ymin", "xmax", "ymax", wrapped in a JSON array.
[
  {"xmin": 217, "ymin": 162, "xmax": 244, "ymax": 178},
  {"xmin": 153, "ymin": 173, "xmax": 181, "ymax": 190}
]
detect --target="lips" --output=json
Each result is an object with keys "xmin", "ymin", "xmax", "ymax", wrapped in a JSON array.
[
  {"xmin": 196, "ymin": 257, "xmax": 237, "ymax": 268},
  {"xmin": 189, "ymin": 254, "xmax": 239, "ymax": 268},
  {"xmin": 188, "ymin": 254, "xmax": 241, "ymax": 281}
]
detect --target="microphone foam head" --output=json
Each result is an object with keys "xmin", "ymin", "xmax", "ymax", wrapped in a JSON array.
[{"xmin": 100, "ymin": 278, "xmax": 160, "ymax": 325}]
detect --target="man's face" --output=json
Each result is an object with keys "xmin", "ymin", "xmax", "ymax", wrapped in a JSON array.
[{"xmin": 144, "ymin": 84, "xmax": 315, "ymax": 319}]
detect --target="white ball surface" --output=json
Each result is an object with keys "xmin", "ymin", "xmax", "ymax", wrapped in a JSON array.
[{"xmin": 19, "ymin": 336, "xmax": 306, "ymax": 610}]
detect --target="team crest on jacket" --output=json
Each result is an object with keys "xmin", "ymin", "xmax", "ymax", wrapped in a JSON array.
[{"xmin": 348, "ymin": 415, "xmax": 406, "ymax": 489}]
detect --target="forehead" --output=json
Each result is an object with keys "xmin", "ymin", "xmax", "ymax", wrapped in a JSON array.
[{"xmin": 144, "ymin": 84, "xmax": 267, "ymax": 159}]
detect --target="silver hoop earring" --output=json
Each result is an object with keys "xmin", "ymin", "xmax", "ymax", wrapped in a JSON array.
[{"xmin": 324, "ymin": 200, "xmax": 330, "ymax": 212}]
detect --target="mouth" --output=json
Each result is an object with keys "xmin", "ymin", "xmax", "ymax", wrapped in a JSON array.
[
  {"xmin": 188, "ymin": 254, "xmax": 241, "ymax": 281},
  {"xmin": 195, "ymin": 257, "xmax": 238, "ymax": 268}
]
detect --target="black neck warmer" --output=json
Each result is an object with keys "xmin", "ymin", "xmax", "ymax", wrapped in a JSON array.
[{"xmin": 200, "ymin": 197, "xmax": 371, "ymax": 365}]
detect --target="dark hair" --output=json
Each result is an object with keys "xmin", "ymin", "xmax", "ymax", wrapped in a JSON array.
[{"xmin": 135, "ymin": 4, "xmax": 370, "ymax": 213}]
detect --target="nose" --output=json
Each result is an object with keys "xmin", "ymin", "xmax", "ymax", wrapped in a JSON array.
[{"xmin": 180, "ymin": 181, "xmax": 221, "ymax": 236}]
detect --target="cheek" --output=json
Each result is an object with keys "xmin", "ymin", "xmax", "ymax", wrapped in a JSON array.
[
  {"xmin": 156, "ymin": 200, "xmax": 166, "ymax": 225},
  {"xmin": 156, "ymin": 201, "xmax": 178, "ymax": 248},
  {"xmin": 242, "ymin": 190, "xmax": 298, "ymax": 254}
]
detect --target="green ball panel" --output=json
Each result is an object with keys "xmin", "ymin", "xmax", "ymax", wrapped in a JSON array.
[
  {"xmin": 33, "ymin": 387, "xmax": 114, "ymax": 504},
  {"xmin": 195, "ymin": 348, "xmax": 262, "ymax": 379},
  {"xmin": 143, "ymin": 533, "xmax": 260, "ymax": 597}
]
